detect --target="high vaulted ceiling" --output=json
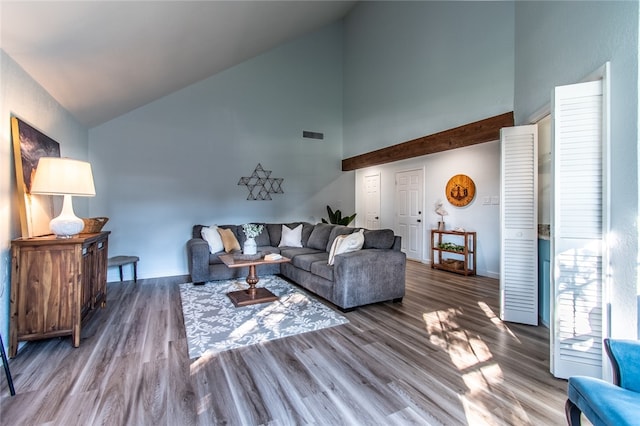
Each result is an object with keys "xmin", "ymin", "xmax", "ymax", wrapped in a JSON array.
[{"xmin": 0, "ymin": 1, "xmax": 356, "ymax": 128}]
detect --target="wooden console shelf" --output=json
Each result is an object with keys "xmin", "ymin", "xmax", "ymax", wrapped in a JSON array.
[
  {"xmin": 431, "ymin": 229, "xmax": 476, "ymax": 276},
  {"xmin": 9, "ymin": 232, "xmax": 110, "ymax": 357}
]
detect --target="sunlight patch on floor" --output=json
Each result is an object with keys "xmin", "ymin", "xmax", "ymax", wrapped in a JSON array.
[
  {"xmin": 423, "ymin": 306, "xmax": 531, "ymax": 425},
  {"xmin": 477, "ymin": 301, "xmax": 519, "ymax": 342},
  {"xmin": 191, "ymin": 350, "xmax": 215, "ymax": 373},
  {"xmin": 459, "ymin": 393, "xmax": 531, "ymax": 426},
  {"xmin": 423, "ymin": 308, "xmax": 493, "ymax": 370},
  {"xmin": 461, "ymin": 363, "xmax": 503, "ymax": 391},
  {"xmin": 196, "ymin": 392, "xmax": 213, "ymax": 415},
  {"xmin": 458, "ymin": 396, "xmax": 501, "ymax": 426},
  {"xmin": 230, "ymin": 318, "xmax": 260, "ymax": 338}
]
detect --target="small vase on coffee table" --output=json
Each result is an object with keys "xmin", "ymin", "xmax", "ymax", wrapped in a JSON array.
[{"xmin": 243, "ymin": 237, "xmax": 257, "ymax": 255}]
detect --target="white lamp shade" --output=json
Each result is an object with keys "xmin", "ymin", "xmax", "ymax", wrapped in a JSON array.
[
  {"xmin": 30, "ymin": 157, "xmax": 96, "ymax": 196},
  {"xmin": 30, "ymin": 157, "xmax": 96, "ymax": 238}
]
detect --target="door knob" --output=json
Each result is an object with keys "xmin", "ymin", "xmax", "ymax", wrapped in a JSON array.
[
  {"xmin": 375, "ymin": 216, "xmax": 379, "ymax": 220},
  {"xmin": 417, "ymin": 219, "xmax": 421, "ymax": 223}
]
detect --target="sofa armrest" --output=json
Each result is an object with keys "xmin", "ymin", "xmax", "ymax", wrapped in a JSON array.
[
  {"xmin": 332, "ymin": 249, "xmax": 406, "ymax": 309},
  {"xmin": 187, "ymin": 238, "xmax": 210, "ymax": 283}
]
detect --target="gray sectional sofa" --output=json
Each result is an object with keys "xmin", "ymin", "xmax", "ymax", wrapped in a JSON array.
[{"xmin": 186, "ymin": 222, "xmax": 406, "ymax": 311}]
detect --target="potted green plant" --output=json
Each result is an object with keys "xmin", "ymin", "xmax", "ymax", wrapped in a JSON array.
[{"xmin": 322, "ymin": 205, "xmax": 356, "ymax": 226}]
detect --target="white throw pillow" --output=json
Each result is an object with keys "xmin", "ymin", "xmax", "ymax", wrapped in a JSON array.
[
  {"xmin": 278, "ymin": 224, "xmax": 303, "ymax": 247},
  {"xmin": 328, "ymin": 229, "xmax": 364, "ymax": 265},
  {"xmin": 327, "ymin": 235, "xmax": 347, "ymax": 266},
  {"xmin": 201, "ymin": 225, "xmax": 224, "ymax": 253}
]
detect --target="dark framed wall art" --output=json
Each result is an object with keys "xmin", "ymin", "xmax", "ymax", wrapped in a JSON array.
[{"xmin": 11, "ymin": 116, "xmax": 60, "ymax": 237}]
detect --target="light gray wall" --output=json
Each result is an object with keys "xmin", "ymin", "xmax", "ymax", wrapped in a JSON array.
[
  {"xmin": 343, "ymin": 1, "xmax": 515, "ymax": 158},
  {"xmin": 89, "ymin": 23, "xmax": 351, "ymax": 281},
  {"xmin": 514, "ymin": 1, "xmax": 639, "ymax": 339},
  {"xmin": 344, "ymin": 1, "xmax": 515, "ymax": 278},
  {"xmin": 0, "ymin": 49, "xmax": 89, "ymax": 350}
]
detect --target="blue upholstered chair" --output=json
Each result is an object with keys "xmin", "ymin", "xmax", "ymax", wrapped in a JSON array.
[{"xmin": 566, "ymin": 338, "xmax": 640, "ymax": 425}]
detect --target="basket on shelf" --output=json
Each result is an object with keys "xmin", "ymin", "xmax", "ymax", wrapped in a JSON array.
[
  {"xmin": 82, "ymin": 217, "xmax": 109, "ymax": 233},
  {"xmin": 443, "ymin": 259, "xmax": 465, "ymax": 270}
]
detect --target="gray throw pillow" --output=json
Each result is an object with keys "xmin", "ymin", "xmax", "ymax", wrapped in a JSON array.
[
  {"xmin": 266, "ymin": 223, "xmax": 283, "ymax": 247},
  {"xmin": 363, "ymin": 229, "xmax": 395, "ymax": 249},
  {"xmin": 307, "ymin": 223, "xmax": 334, "ymax": 250},
  {"xmin": 193, "ymin": 225, "xmax": 205, "ymax": 239}
]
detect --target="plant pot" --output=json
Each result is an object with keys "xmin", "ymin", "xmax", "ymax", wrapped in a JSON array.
[{"xmin": 438, "ymin": 221, "xmax": 446, "ymax": 231}]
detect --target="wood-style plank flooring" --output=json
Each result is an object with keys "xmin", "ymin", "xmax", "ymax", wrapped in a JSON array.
[{"xmin": 1, "ymin": 261, "xmax": 569, "ymax": 425}]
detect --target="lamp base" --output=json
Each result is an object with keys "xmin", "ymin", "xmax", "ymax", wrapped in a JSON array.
[
  {"xmin": 49, "ymin": 194, "xmax": 84, "ymax": 238},
  {"xmin": 50, "ymin": 215, "xmax": 84, "ymax": 238}
]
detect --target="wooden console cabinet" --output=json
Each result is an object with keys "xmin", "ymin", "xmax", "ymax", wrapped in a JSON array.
[
  {"xmin": 431, "ymin": 229, "xmax": 476, "ymax": 276},
  {"xmin": 9, "ymin": 232, "xmax": 109, "ymax": 357}
]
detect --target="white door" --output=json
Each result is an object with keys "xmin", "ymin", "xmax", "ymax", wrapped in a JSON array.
[
  {"xmin": 364, "ymin": 173, "xmax": 381, "ymax": 230},
  {"xmin": 500, "ymin": 125, "xmax": 539, "ymax": 326},
  {"xmin": 396, "ymin": 169, "xmax": 423, "ymax": 261},
  {"xmin": 551, "ymin": 78, "xmax": 608, "ymax": 379}
]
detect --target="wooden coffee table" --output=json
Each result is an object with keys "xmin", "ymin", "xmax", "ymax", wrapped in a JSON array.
[{"xmin": 218, "ymin": 254, "xmax": 291, "ymax": 307}]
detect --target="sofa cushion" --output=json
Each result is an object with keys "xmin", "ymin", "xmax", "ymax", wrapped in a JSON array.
[
  {"xmin": 279, "ymin": 224, "xmax": 303, "ymax": 247},
  {"xmin": 300, "ymin": 223, "xmax": 315, "ymax": 246},
  {"xmin": 254, "ymin": 224, "xmax": 271, "ymax": 246},
  {"xmin": 217, "ymin": 228, "xmax": 241, "ymax": 252},
  {"xmin": 266, "ymin": 223, "xmax": 282, "ymax": 246},
  {"xmin": 258, "ymin": 246, "xmax": 281, "ymax": 255},
  {"xmin": 326, "ymin": 225, "xmax": 356, "ymax": 252},
  {"xmin": 363, "ymin": 229, "xmax": 396, "ymax": 249},
  {"xmin": 201, "ymin": 225, "xmax": 224, "ymax": 253},
  {"xmin": 311, "ymin": 261, "xmax": 334, "ymax": 281},
  {"xmin": 192, "ymin": 224, "xmax": 205, "ymax": 239},
  {"xmin": 568, "ymin": 376, "xmax": 640, "ymax": 426},
  {"xmin": 279, "ymin": 247, "xmax": 320, "ymax": 259},
  {"xmin": 307, "ymin": 223, "xmax": 334, "ymax": 250},
  {"xmin": 292, "ymin": 252, "xmax": 329, "ymax": 272},
  {"xmin": 328, "ymin": 229, "xmax": 365, "ymax": 265}
]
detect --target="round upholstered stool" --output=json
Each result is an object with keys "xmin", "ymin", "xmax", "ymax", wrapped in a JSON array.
[{"xmin": 108, "ymin": 255, "xmax": 139, "ymax": 283}]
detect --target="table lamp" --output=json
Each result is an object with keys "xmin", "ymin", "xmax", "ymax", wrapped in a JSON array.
[{"xmin": 30, "ymin": 157, "xmax": 96, "ymax": 238}]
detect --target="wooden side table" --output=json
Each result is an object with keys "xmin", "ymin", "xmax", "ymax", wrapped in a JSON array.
[{"xmin": 108, "ymin": 255, "xmax": 139, "ymax": 282}]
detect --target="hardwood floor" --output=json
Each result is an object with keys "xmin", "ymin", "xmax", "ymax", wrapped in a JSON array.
[{"xmin": 1, "ymin": 260, "xmax": 569, "ymax": 425}]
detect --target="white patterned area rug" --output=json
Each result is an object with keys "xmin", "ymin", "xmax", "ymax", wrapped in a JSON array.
[{"xmin": 179, "ymin": 275, "xmax": 349, "ymax": 359}]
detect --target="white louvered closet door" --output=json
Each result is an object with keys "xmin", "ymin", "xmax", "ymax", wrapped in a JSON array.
[
  {"xmin": 500, "ymin": 125, "xmax": 538, "ymax": 325},
  {"xmin": 551, "ymin": 79, "xmax": 608, "ymax": 379}
]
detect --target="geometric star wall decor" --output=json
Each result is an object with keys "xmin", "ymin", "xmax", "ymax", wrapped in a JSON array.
[{"xmin": 237, "ymin": 163, "xmax": 284, "ymax": 200}]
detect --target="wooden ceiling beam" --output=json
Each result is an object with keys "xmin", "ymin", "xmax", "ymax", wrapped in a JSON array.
[{"xmin": 341, "ymin": 111, "xmax": 514, "ymax": 171}]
